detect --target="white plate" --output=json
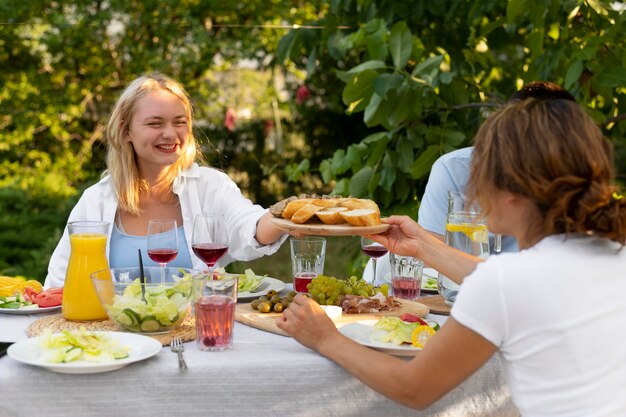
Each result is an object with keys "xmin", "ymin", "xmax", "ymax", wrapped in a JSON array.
[
  {"xmin": 238, "ymin": 277, "xmax": 286, "ymax": 300},
  {"xmin": 0, "ymin": 305, "xmax": 62, "ymax": 315},
  {"xmin": 338, "ymin": 319, "xmax": 422, "ymax": 357},
  {"xmin": 421, "ymin": 268, "xmax": 439, "ymax": 293},
  {"xmin": 7, "ymin": 331, "xmax": 162, "ymax": 374}
]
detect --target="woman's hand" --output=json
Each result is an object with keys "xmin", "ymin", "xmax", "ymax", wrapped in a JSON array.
[
  {"xmin": 366, "ymin": 215, "xmax": 435, "ymax": 259},
  {"xmin": 276, "ymin": 294, "xmax": 339, "ymax": 352}
]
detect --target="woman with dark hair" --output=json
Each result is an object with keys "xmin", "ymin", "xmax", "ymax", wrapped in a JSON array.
[{"xmin": 278, "ymin": 98, "xmax": 626, "ymax": 416}]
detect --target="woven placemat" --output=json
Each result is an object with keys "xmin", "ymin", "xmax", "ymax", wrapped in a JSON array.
[
  {"xmin": 418, "ymin": 295, "xmax": 451, "ymax": 316},
  {"xmin": 27, "ymin": 314, "xmax": 196, "ymax": 346}
]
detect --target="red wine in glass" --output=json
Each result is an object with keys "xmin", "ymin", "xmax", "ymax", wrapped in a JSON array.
[
  {"xmin": 192, "ymin": 243, "xmax": 229, "ymax": 268},
  {"xmin": 148, "ymin": 249, "xmax": 178, "ymax": 264},
  {"xmin": 361, "ymin": 245, "xmax": 388, "ymax": 258},
  {"xmin": 147, "ymin": 219, "xmax": 179, "ymax": 283},
  {"xmin": 360, "ymin": 237, "xmax": 388, "ymax": 284}
]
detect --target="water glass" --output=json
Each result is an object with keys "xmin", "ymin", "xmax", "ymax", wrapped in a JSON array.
[
  {"xmin": 290, "ymin": 237, "xmax": 326, "ymax": 293},
  {"xmin": 194, "ymin": 273, "xmax": 238, "ymax": 351},
  {"xmin": 389, "ymin": 254, "xmax": 423, "ymax": 301}
]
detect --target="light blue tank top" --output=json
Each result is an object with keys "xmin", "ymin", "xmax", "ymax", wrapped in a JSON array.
[{"xmin": 109, "ymin": 224, "xmax": 193, "ymax": 269}]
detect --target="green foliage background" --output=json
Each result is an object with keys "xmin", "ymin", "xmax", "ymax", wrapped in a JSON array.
[{"xmin": 1, "ymin": 0, "xmax": 625, "ymax": 282}]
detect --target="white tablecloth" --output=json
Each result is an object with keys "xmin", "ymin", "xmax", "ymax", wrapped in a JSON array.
[{"xmin": 0, "ymin": 310, "xmax": 518, "ymax": 417}]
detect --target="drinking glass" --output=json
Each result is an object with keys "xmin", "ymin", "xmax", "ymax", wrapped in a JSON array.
[
  {"xmin": 192, "ymin": 214, "xmax": 228, "ymax": 277},
  {"xmin": 361, "ymin": 236, "xmax": 388, "ymax": 285},
  {"xmin": 389, "ymin": 254, "xmax": 423, "ymax": 301},
  {"xmin": 194, "ymin": 273, "xmax": 237, "ymax": 351},
  {"xmin": 290, "ymin": 237, "xmax": 326, "ymax": 294},
  {"xmin": 147, "ymin": 219, "xmax": 179, "ymax": 283}
]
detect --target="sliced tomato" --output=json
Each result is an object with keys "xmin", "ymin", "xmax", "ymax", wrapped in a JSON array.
[
  {"xmin": 22, "ymin": 287, "xmax": 39, "ymax": 303},
  {"xmin": 32, "ymin": 288, "xmax": 63, "ymax": 307},
  {"xmin": 400, "ymin": 313, "xmax": 428, "ymax": 325}
]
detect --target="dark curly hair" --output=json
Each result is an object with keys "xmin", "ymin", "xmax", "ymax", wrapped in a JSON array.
[{"xmin": 467, "ymin": 98, "xmax": 626, "ymax": 244}]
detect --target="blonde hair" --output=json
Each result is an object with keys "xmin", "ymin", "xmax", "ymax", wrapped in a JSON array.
[
  {"xmin": 467, "ymin": 99, "xmax": 626, "ymax": 243},
  {"xmin": 105, "ymin": 73, "xmax": 198, "ymax": 214}
]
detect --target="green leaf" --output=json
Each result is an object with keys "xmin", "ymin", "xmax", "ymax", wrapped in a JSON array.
[
  {"xmin": 388, "ymin": 21, "xmax": 413, "ymax": 69},
  {"xmin": 306, "ymin": 48, "xmax": 317, "ymax": 78},
  {"xmin": 320, "ymin": 159, "xmax": 333, "ymax": 184},
  {"xmin": 506, "ymin": 0, "xmax": 528, "ymax": 26},
  {"xmin": 379, "ymin": 152, "xmax": 396, "ymax": 192},
  {"xmin": 276, "ymin": 30, "xmax": 300, "ymax": 64},
  {"xmin": 331, "ymin": 149, "xmax": 347, "ymax": 174},
  {"xmin": 393, "ymin": 173, "xmax": 411, "ymax": 203},
  {"xmin": 564, "ymin": 60, "xmax": 583, "ymax": 89},
  {"xmin": 367, "ymin": 135, "xmax": 390, "ymax": 165},
  {"xmin": 332, "ymin": 178, "xmax": 350, "ymax": 196},
  {"xmin": 396, "ymin": 137, "xmax": 414, "ymax": 173},
  {"xmin": 528, "ymin": 29, "xmax": 544, "ymax": 58},
  {"xmin": 345, "ymin": 145, "xmax": 363, "ymax": 173},
  {"xmin": 373, "ymin": 73, "xmax": 404, "ymax": 99},
  {"xmin": 362, "ymin": 131, "xmax": 389, "ymax": 144},
  {"xmin": 413, "ymin": 55, "xmax": 443, "ymax": 77},
  {"xmin": 349, "ymin": 166, "xmax": 374, "ymax": 197},
  {"xmin": 409, "ymin": 145, "xmax": 440, "ymax": 179},
  {"xmin": 286, "ymin": 159, "xmax": 310, "ymax": 183},
  {"xmin": 443, "ymin": 130, "xmax": 466, "ymax": 146},
  {"xmin": 342, "ymin": 69, "xmax": 378, "ymax": 113},
  {"xmin": 335, "ymin": 60, "xmax": 386, "ymax": 83},
  {"xmin": 364, "ymin": 93, "xmax": 388, "ymax": 127},
  {"xmin": 387, "ymin": 83, "xmax": 417, "ymax": 125}
]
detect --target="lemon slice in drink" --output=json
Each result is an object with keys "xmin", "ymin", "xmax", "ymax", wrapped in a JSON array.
[{"xmin": 445, "ymin": 223, "xmax": 488, "ymax": 243}]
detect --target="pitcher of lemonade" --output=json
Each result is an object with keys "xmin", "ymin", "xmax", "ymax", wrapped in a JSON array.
[
  {"xmin": 437, "ymin": 191, "xmax": 489, "ymax": 306},
  {"xmin": 62, "ymin": 221, "xmax": 110, "ymax": 321}
]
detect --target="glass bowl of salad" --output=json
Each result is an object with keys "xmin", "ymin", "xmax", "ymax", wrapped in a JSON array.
[{"xmin": 91, "ymin": 267, "xmax": 207, "ymax": 334}]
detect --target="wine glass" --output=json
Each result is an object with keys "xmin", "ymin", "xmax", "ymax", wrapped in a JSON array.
[
  {"xmin": 147, "ymin": 219, "xmax": 179, "ymax": 283},
  {"xmin": 192, "ymin": 214, "xmax": 229, "ymax": 277},
  {"xmin": 361, "ymin": 236, "xmax": 388, "ymax": 285}
]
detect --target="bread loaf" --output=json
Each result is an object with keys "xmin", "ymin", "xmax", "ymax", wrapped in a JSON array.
[
  {"xmin": 290, "ymin": 203, "xmax": 325, "ymax": 224},
  {"xmin": 339, "ymin": 209, "xmax": 381, "ymax": 226},
  {"xmin": 338, "ymin": 198, "xmax": 380, "ymax": 215},
  {"xmin": 282, "ymin": 199, "xmax": 314, "ymax": 220},
  {"xmin": 315, "ymin": 207, "xmax": 348, "ymax": 225}
]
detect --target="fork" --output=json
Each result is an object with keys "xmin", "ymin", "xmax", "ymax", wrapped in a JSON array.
[
  {"xmin": 170, "ymin": 337, "xmax": 188, "ymax": 372},
  {"xmin": 249, "ymin": 280, "xmax": 270, "ymax": 293}
]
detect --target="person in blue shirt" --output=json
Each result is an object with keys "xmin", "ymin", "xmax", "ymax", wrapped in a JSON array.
[{"xmin": 364, "ymin": 81, "xmax": 575, "ymax": 285}]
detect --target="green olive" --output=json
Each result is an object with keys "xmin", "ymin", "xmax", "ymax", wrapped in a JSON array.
[
  {"xmin": 273, "ymin": 302, "xmax": 284, "ymax": 313},
  {"xmin": 258, "ymin": 296, "xmax": 269, "ymax": 302},
  {"xmin": 250, "ymin": 299, "xmax": 261, "ymax": 310},
  {"xmin": 287, "ymin": 291, "xmax": 297, "ymax": 298},
  {"xmin": 266, "ymin": 290, "xmax": 278, "ymax": 299},
  {"xmin": 258, "ymin": 301, "xmax": 272, "ymax": 313},
  {"xmin": 270, "ymin": 294, "xmax": 282, "ymax": 304}
]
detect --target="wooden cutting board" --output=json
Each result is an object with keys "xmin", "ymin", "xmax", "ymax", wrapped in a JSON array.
[
  {"xmin": 235, "ymin": 298, "xmax": 429, "ymax": 336},
  {"xmin": 271, "ymin": 218, "xmax": 390, "ymax": 236}
]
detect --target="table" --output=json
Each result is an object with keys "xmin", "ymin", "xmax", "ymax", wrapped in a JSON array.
[{"xmin": 0, "ymin": 310, "xmax": 518, "ymax": 417}]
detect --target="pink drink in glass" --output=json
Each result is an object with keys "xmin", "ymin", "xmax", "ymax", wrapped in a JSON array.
[
  {"xmin": 294, "ymin": 272, "xmax": 317, "ymax": 293},
  {"xmin": 195, "ymin": 295, "xmax": 235, "ymax": 351},
  {"xmin": 391, "ymin": 276, "xmax": 421, "ymax": 301}
]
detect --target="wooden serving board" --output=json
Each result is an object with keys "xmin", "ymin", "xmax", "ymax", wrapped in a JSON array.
[
  {"xmin": 235, "ymin": 298, "xmax": 429, "ymax": 336},
  {"xmin": 271, "ymin": 218, "xmax": 389, "ymax": 236}
]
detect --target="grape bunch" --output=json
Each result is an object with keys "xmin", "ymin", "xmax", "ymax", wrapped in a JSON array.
[
  {"xmin": 308, "ymin": 275, "xmax": 389, "ymax": 306},
  {"xmin": 307, "ymin": 275, "xmax": 343, "ymax": 306}
]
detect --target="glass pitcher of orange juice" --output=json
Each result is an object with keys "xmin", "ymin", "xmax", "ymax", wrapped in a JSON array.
[{"xmin": 62, "ymin": 221, "xmax": 110, "ymax": 321}]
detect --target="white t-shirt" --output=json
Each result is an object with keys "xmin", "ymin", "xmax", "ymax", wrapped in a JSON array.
[
  {"xmin": 45, "ymin": 164, "xmax": 286, "ymax": 288},
  {"xmin": 452, "ymin": 234, "xmax": 626, "ymax": 417}
]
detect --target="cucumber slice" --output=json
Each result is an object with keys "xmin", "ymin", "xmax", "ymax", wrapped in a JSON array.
[
  {"xmin": 140, "ymin": 316, "xmax": 161, "ymax": 332},
  {"xmin": 426, "ymin": 320, "xmax": 440, "ymax": 331},
  {"xmin": 64, "ymin": 347, "xmax": 83, "ymax": 362},
  {"xmin": 117, "ymin": 309, "xmax": 141, "ymax": 328}
]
